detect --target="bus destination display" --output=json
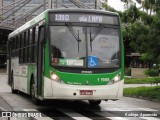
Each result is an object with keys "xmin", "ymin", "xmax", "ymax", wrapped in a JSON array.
[{"xmin": 49, "ymin": 13, "xmax": 118, "ymax": 25}]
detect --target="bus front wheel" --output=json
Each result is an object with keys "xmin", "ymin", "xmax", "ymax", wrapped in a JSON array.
[
  {"xmin": 30, "ymin": 80, "xmax": 41, "ymax": 105},
  {"xmin": 88, "ymin": 100, "xmax": 101, "ymax": 105}
]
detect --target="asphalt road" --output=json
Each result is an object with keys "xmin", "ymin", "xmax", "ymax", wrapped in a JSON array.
[{"xmin": 0, "ymin": 74, "xmax": 160, "ymax": 120}]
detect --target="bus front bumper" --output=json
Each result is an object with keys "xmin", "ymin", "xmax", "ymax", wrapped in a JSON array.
[{"xmin": 43, "ymin": 77, "xmax": 124, "ymax": 100}]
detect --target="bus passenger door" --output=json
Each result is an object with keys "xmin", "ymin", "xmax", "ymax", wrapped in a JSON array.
[{"xmin": 37, "ymin": 25, "xmax": 46, "ymax": 96}]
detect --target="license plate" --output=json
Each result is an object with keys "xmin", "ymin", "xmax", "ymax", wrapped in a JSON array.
[{"xmin": 80, "ymin": 90, "xmax": 93, "ymax": 95}]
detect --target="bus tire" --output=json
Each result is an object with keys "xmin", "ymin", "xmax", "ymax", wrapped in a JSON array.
[
  {"xmin": 30, "ymin": 80, "xmax": 41, "ymax": 105},
  {"xmin": 11, "ymin": 72, "xmax": 18, "ymax": 94},
  {"xmin": 88, "ymin": 100, "xmax": 101, "ymax": 105}
]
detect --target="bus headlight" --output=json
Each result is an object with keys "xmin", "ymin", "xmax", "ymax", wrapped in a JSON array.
[
  {"xmin": 51, "ymin": 73, "xmax": 59, "ymax": 80},
  {"xmin": 108, "ymin": 74, "xmax": 121, "ymax": 85},
  {"xmin": 113, "ymin": 74, "xmax": 121, "ymax": 83},
  {"xmin": 50, "ymin": 72, "xmax": 65, "ymax": 84}
]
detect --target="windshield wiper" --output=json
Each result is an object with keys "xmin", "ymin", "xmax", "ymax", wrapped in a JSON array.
[
  {"xmin": 90, "ymin": 24, "xmax": 104, "ymax": 52},
  {"xmin": 65, "ymin": 23, "xmax": 81, "ymax": 52}
]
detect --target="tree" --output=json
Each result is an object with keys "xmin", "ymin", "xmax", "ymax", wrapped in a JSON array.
[{"xmin": 102, "ymin": 2, "xmax": 160, "ymax": 64}]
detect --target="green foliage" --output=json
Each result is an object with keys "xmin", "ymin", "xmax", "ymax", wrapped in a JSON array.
[
  {"xmin": 102, "ymin": 3, "xmax": 117, "ymax": 12},
  {"xmin": 103, "ymin": 1, "xmax": 160, "ymax": 64},
  {"xmin": 124, "ymin": 86, "xmax": 160, "ymax": 101},
  {"xmin": 122, "ymin": 5, "xmax": 140, "ymax": 23},
  {"xmin": 124, "ymin": 77, "xmax": 160, "ymax": 84},
  {"xmin": 125, "ymin": 67, "xmax": 131, "ymax": 76},
  {"xmin": 144, "ymin": 69, "xmax": 159, "ymax": 77}
]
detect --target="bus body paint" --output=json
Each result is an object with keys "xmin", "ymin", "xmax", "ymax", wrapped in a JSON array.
[{"xmin": 8, "ymin": 9, "xmax": 124, "ymax": 101}]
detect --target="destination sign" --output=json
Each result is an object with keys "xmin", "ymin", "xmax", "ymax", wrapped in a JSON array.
[{"xmin": 49, "ymin": 13, "xmax": 119, "ymax": 25}]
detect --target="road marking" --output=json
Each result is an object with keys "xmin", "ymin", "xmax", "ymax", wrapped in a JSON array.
[
  {"xmin": 95, "ymin": 108, "xmax": 128, "ymax": 120},
  {"xmin": 21, "ymin": 107, "xmax": 160, "ymax": 120},
  {"xmin": 23, "ymin": 109, "xmax": 53, "ymax": 120},
  {"xmin": 57, "ymin": 108, "xmax": 92, "ymax": 120},
  {"xmin": 106, "ymin": 117, "xmax": 128, "ymax": 120},
  {"xmin": 138, "ymin": 108, "xmax": 159, "ymax": 111},
  {"xmin": 140, "ymin": 117, "xmax": 160, "ymax": 120},
  {"xmin": 58, "ymin": 109, "xmax": 92, "ymax": 120},
  {"xmin": 138, "ymin": 108, "xmax": 160, "ymax": 120}
]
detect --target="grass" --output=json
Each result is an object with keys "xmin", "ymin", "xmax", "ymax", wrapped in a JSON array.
[
  {"xmin": 124, "ymin": 86, "xmax": 160, "ymax": 101},
  {"xmin": 124, "ymin": 77, "xmax": 160, "ymax": 84}
]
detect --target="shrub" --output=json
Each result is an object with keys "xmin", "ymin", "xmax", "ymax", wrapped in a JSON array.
[
  {"xmin": 125, "ymin": 67, "xmax": 131, "ymax": 76},
  {"xmin": 144, "ymin": 69, "xmax": 159, "ymax": 77},
  {"xmin": 124, "ymin": 86, "xmax": 160, "ymax": 101},
  {"xmin": 124, "ymin": 77, "xmax": 160, "ymax": 84}
]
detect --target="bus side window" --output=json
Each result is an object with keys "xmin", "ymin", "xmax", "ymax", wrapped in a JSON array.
[
  {"xmin": 20, "ymin": 34, "xmax": 23, "ymax": 63},
  {"xmin": 15, "ymin": 36, "xmax": 17, "ymax": 57},
  {"xmin": 32, "ymin": 27, "xmax": 36, "ymax": 63},
  {"xmin": 28, "ymin": 29, "xmax": 33, "ymax": 63},
  {"xmin": 34, "ymin": 26, "xmax": 39, "ymax": 63},
  {"xmin": 12, "ymin": 38, "xmax": 15, "ymax": 57},
  {"xmin": 25, "ymin": 31, "xmax": 29, "ymax": 63},
  {"xmin": 27, "ymin": 30, "xmax": 30, "ymax": 63},
  {"xmin": 14, "ymin": 37, "xmax": 17, "ymax": 57},
  {"xmin": 23, "ymin": 32, "xmax": 26, "ymax": 63},
  {"xmin": 16, "ymin": 36, "xmax": 19, "ymax": 57},
  {"xmin": 21, "ymin": 33, "xmax": 24, "ymax": 63}
]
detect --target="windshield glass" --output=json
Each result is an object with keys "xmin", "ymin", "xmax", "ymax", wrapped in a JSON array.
[
  {"xmin": 87, "ymin": 26, "xmax": 120, "ymax": 68},
  {"xmin": 50, "ymin": 24, "xmax": 120, "ymax": 68},
  {"xmin": 50, "ymin": 26, "xmax": 86, "ymax": 67}
]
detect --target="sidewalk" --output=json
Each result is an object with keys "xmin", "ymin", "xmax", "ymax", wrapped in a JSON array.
[
  {"xmin": 124, "ymin": 84, "xmax": 160, "ymax": 88},
  {"xmin": 0, "ymin": 74, "xmax": 11, "ymax": 93},
  {"xmin": 0, "ymin": 68, "xmax": 6, "ymax": 74}
]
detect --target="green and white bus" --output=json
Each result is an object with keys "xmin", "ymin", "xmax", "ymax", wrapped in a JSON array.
[{"xmin": 7, "ymin": 9, "xmax": 124, "ymax": 105}]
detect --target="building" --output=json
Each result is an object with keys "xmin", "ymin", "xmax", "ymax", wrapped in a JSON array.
[
  {"xmin": 0, "ymin": 0, "xmax": 3, "ymax": 15},
  {"xmin": 1, "ymin": 0, "xmax": 108, "ymax": 27},
  {"xmin": 51, "ymin": 0, "xmax": 108, "ymax": 9},
  {"xmin": 1, "ymin": 0, "xmax": 108, "ymax": 21},
  {"xmin": 1, "ymin": 0, "xmax": 45, "ymax": 25}
]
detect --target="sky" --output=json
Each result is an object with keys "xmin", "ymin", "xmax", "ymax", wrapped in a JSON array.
[
  {"xmin": 108, "ymin": 0, "xmax": 140, "ymax": 11},
  {"xmin": 108, "ymin": 0, "xmax": 125, "ymax": 11}
]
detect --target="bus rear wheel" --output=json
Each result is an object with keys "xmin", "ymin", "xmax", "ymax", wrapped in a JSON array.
[
  {"xmin": 30, "ymin": 80, "xmax": 41, "ymax": 105},
  {"xmin": 88, "ymin": 100, "xmax": 101, "ymax": 105},
  {"xmin": 11, "ymin": 73, "xmax": 18, "ymax": 94}
]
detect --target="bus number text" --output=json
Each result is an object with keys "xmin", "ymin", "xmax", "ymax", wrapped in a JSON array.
[{"xmin": 55, "ymin": 14, "xmax": 69, "ymax": 21}]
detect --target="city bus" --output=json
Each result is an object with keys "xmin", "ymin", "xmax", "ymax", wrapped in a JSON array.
[{"xmin": 7, "ymin": 9, "xmax": 124, "ymax": 105}]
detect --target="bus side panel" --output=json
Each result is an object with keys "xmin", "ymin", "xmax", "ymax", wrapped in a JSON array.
[
  {"xmin": 27, "ymin": 64, "xmax": 37, "ymax": 95},
  {"xmin": 18, "ymin": 64, "xmax": 28, "ymax": 93},
  {"xmin": 11, "ymin": 58, "xmax": 19, "ymax": 90}
]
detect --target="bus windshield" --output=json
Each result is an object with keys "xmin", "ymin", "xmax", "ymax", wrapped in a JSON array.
[{"xmin": 50, "ymin": 24, "xmax": 120, "ymax": 68}]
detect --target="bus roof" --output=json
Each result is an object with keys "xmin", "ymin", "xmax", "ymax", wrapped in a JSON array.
[
  {"xmin": 9, "ymin": 10, "xmax": 47, "ymax": 39},
  {"xmin": 48, "ymin": 8, "xmax": 119, "ymax": 16},
  {"xmin": 9, "ymin": 8, "xmax": 119, "ymax": 39}
]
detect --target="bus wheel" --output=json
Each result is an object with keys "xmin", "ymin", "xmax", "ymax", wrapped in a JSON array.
[
  {"xmin": 11, "ymin": 73, "xmax": 18, "ymax": 94},
  {"xmin": 88, "ymin": 100, "xmax": 101, "ymax": 106},
  {"xmin": 30, "ymin": 80, "xmax": 41, "ymax": 105}
]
